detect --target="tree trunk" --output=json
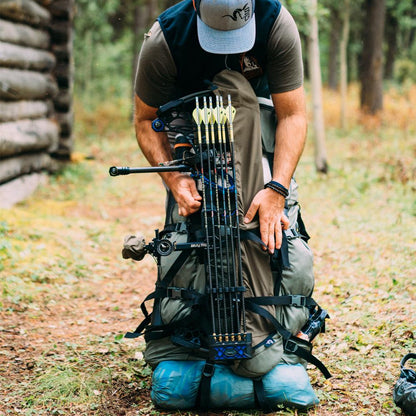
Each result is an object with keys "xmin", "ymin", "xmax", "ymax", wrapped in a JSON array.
[
  {"xmin": 384, "ymin": 7, "xmax": 398, "ymax": 79},
  {"xmin": 340, "ymin": 0, "xmax": 350, "ymax": 129},
  {"xmin": 308, "ymin": 0, "xmax": 328, "ymax": 173},
  {"xmin": 301, "ymin": 33, "xmax": 309, "ymax": 80},
  {"xmin": 328, "ymin": 6, "xmax": 341, "ymax": 90},
  {"xmin": 360, "ymin": 0, "xmax": 386, "ymax": 114},
  {"xmin": 131, "ymin": 4, "xmax": 144, "ymax": 102},
  {"xmin": 147, "ymin": 0, "xmax": 158, "ymax": 25},
  {"xmin": 404, "ymin": 0, "xmax": 416, "ymax": 50}
]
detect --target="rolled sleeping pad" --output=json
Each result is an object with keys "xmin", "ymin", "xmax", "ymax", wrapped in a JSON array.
[{"xmin": 151, "ymin": 360, "xmax": 319, "ymax": 410}]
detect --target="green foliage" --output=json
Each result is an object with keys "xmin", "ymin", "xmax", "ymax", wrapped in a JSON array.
[
  {"xmin": 394, "ymin": 59, "xmax": 416, "ymax": 83},
  {"xmin": 74, "ymin": 0, "xmax": 133, "ymax": 108},
  {"xmin": 386, "ymin": 0, "xmax": 416, "ymax": 62},
  {"xmin": 386, "ymin": 0, "xmax": 416, "ymax": 29},
  {"xmin": 71, "ymin": 0, "xmax": 416, "ymax": 108},
  {"xmin": 48, "ymin": 163, "xmax": 94, "ymax": 200},
  {"xmin": 282, "ymin": 0, "xmax": 311, "ymax": 33}
]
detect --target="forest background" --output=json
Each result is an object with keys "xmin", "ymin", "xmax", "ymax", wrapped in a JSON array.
[{"xmin": 0, "ymin": 0, "xmax": 415, "ymax": 415}]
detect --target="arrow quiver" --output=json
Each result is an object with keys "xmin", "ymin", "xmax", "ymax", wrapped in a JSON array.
[{"xmin": 112, "ymin": 90, "xmax": 253, "ymax": 361}]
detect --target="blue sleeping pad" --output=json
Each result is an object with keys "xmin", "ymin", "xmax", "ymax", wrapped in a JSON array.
[{"xmin": 151, "ymin": 360, "xmax": 319, "ymax": 410}]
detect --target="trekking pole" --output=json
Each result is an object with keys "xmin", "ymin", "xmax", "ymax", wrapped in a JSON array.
[{"xmin": 192, "ymin": 97, "xmax": 217, "ymax": 335}]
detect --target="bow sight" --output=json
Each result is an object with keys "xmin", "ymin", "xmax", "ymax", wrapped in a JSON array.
[{"xmin": 110, "ymin": 90, "xmax": 252, "ymax": 361}]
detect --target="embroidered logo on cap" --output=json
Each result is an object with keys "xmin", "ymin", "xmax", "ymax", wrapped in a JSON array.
[{"xmin": 223, "ymin": 3, "xmax": 250, "ymax": 22}]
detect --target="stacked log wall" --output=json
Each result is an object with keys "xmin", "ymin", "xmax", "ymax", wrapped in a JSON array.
[
  {"xmin": 0, "ymin": 0, "xmax": 75, "ymax": 207},
  {"xmin": 49, "ymin": 0, "xmax": 75, "ymax": 158}
]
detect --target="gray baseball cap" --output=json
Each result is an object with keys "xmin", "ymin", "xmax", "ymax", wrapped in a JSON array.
[{"xmin": 195, "ymin": 0, "xmax": 256, "ymax": 54}]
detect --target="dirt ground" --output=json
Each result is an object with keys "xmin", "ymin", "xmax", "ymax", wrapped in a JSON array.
[
  {"xmin": 1, "ymin": 132, "xmax": 414, "ymax": 415},
  {"xmin": 0, "ymin": 167, "xmax": 166, "ymax": 415}
]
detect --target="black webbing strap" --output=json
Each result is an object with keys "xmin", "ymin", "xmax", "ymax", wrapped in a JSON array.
[
  {"xmin": 125, "ymin": 313, "xmax": 152, "ymax": 339},
  {"xmin": 125, "ymin": 288, "xmax": 205, "ymax": 340},
  {"xmin": 279, "ymin": 232, "xmax": 290, "ymax": 269},
  {"xmin": 239, "ymin": 229, "xmax": 266, "ymax": 248},
  {"xmin": 247, "ymin": 295, "xmax": 317, "ymax": 308},
  {"xmin": 125, "ymin": 289, "xmax": 157, "ymax": 338},
  {"xmin": 125, "ymin": 247, "xmax": 193, "ymax": 339},
  {"xmin": 240, "ymin": 229, "xmax": 290, "ymax": 269},
  {"xmin": 253, "ymin": 377, "xmax": 274, "ymax": 413},
  {"xmin": 143, "ymin": 312, "xmax": 202, "ymax": 343},
  {"xmin": 296, "ymin": 208, "xmax": 311, "ymax": 242},
  {"xmin": 159, "ymin": 249, "xmax": 192, "ymax": 288},
  {"xmin": 240, "ymin": 229, "xmax": 287, "ymax": 296},
  {"xmin": 284, "ymin": 338, "xmax": 332, "ymax": 379},
  {"xmin": 246, "ymin": 299, "xmax": 292, "ymax": 340},
  {"xmin": 197, "ymin": 361, "xmax": 215, "ymax": 410},
  {"xmin": 245, "ymin": 299, "xmax": 331, "ymax": 379},
  {"xmin": 269, "ymin": 246, "xmax": 283, "ymax": 296},
  {"xmin": 154, "ymin": 286, "xmax": 204, "ymax": 302}
]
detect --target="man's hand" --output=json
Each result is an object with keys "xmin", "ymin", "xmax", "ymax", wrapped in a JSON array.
[
  {"xmin": 244, "ymin": 188, "xmax": 289, "ymax": 253},
  {"xmin": 165, "ymin": 173, "xmax": 202, "ymax": 217}
]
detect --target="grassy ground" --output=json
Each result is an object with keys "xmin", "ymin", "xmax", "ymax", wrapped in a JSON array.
[{"xmin": 0, "ymin": 85, "xmax": 415, "ymax": 415}]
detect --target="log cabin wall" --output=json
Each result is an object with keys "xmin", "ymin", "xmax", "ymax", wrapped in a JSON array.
[{"xmin": 0, "ymin": 0, "xmax": 74, "ymax": 207}]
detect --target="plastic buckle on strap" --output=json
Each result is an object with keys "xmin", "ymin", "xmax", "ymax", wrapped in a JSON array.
[
  {"xmin": 284, "ymin": 339, "xmax": 299, "ymax": 353},
  {"xmin": 202, "ymin": 362, "xmax": 215, "ymax": 378},
  {"xmin": 290, "ymin": 295, "xmax": 306, "ymax": 307},
  {"xmin": 168, "ymin": 287, "xmax": 183, "ymax": 299}
]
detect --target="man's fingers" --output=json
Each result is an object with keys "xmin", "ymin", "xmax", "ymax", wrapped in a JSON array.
[
  {"xmin": 274, "ymin": 222, "xmax": 283, "ymax": 250},
  {"xmin": 260, "ymin": 219, "xmax": 288, "ymax": 252},
  {"xmin": 281, "ymin": 214, "xmax": 290, "ymax": 230},
  {"xmin": 268, "ymin": 222, "xmax": 276, "ymax": 253},
  {"xmin": 244, "ymin": 200, "xmax": 259, "ymax": 224},
  {"xmin": 179, "ymin": 198, "xmax": 201, "ymax": 217},
  {"xmin": 259, "ymin": 219, "xmax": 268, "ymax": 251},
  {"xmin": 172, "ymin": 175, "xmax": 202, "ymax": 217},
  {"xmin": 191, "ymin": 188, "xmax": 202, "ymax": 201}
]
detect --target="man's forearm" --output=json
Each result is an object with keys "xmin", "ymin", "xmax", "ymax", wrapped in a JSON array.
[
  {"xmin": 271, "ymin": 87, "xmax": 307, "ymax": 189},
  {"xmin": 272, "ymin": 113, "xmax": 307, "ymax": 188},
  {"xmin": 134, "ymin": 95, "xmax": 183, "ymax": 189},
  {"xmin": 134, "ymin": 94, "xmax": 202, "ymax": 216}
]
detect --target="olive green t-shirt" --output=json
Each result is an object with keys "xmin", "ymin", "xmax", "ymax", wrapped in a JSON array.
[{"xmin": 135, "ymin": 5, "xmax": 303, "ymax": 108}]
